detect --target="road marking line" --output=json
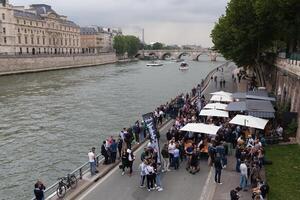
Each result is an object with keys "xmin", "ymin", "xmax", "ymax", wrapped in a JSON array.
[{"xmin": 199, "ymin": 167, "xmax": 215, "ymax": 200}]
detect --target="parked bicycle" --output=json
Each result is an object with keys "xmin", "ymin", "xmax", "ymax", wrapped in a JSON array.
[{"xmin": 56, "ymin": 174, "xmax": 77, "ymax": 198}]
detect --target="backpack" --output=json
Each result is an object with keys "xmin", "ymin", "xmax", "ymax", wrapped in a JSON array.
[{"xmin": 230, "ymin": 190, "xmax": 239, "ymax": 200}]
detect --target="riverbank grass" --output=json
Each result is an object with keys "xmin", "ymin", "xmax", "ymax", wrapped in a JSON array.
[{"xmin": 265, "ymin": 144, "xmax": 300, "ymax": 200}]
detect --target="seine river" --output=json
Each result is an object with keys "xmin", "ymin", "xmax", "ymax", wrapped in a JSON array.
[{"xmin": 0, "ymin": 56, "xmax": 225, "ymax": 200}]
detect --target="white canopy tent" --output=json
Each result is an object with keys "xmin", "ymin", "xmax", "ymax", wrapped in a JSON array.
[
  {"xmin": 210, "ymin": 94, "xmax": 233, "ymax": 102},
  {"xmin": 204, "ymin": 103, "xmax": 228, "ymax": 110},
  {"xmin": 200, "ymin": 109, "xmax": 229, "ymax": 118},
  {"xmin": 210, "ymin": 91, "xmax": 233, "ymax": 97},
  {"xmin": 180, "ymin": 123, "xmax": 221, "ymax": 135},
  {"xmin": 229, "ymin": 114, "xmax": 269, "ymax": 130}
]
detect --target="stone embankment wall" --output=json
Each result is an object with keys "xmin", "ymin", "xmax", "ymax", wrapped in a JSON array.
[
  {"xmin": 0, "ymin": 53, "xmax": 117, "ymax": 75},
  {"xmin": 263, "ymin": 61, "xmax": 300, "ymax": 143}
]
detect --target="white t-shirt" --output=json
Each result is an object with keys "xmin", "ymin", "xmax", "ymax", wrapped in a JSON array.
[
  {"xmin": 168, "ymin": 143, "xmax": 176, "ymax": 154},
  {"xmin": 88, "ymin": 151, "xmax": 95, "ymax": 162},
  {"xmin": 240, "ymin": 163, "xmax": 248, "ymax": 176}
]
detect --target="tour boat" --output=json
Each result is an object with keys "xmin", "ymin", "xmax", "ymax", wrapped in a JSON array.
[
  {"xmin": 146, "ymin": 61, "xmax": 163, "ymax": 67},
  {"xmin": 179, "ymin": 62, "xmax": 189, "ymax": 70}
]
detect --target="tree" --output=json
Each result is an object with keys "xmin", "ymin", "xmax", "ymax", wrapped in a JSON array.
[
  {"xmin": 211, "ymin": 0, "xmax": 277, "ymax": 67},
  {"xmin": 113, "ymin": 35, "xmax": 126, "ymax": 55},
  {"xmin": 152, "ymin": 42, "xmax": 164, "ymax": 50},
  {"xmin": 113, "ymin": 35, "xmax": 141, "ymax": 57},
  {"xmin": 125, "ymin": 36, "xmax": 140, "ymax": 57}
]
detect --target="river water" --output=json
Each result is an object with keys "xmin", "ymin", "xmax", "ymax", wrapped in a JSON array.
[{"xmin": 0, "ymin": 56, "xmax": 225, "ymax": 200}]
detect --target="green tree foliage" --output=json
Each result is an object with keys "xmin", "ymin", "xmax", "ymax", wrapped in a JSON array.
[
  {"xmin": 113, "ymin": 35, "xmax": 141, "ymax": 57},
  {"xmin": 211, "ymin": 0, "xmax": 278, "ymax": 67},
  {"xmin": 113, "ymin": 35, "xmax": 126, "ymax": 55},
  {"xmin": 152, "ymin": 42, "xmax": 164, "ymax": 50}
]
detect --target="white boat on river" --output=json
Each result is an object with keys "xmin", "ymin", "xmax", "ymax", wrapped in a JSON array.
[{"xmin": 146, "ymin": 61, "xmax": 163, "ymax": 67}]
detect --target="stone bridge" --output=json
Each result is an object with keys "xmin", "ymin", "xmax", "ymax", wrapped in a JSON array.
[{"xmin": 135, "ymin": 49, "xmax": 221, "ymax": 61}]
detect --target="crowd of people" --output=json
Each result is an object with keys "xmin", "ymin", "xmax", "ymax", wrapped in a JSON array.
[{"xmin": 86, "ymin": 67, "xmax": 270, "ymax": 199}]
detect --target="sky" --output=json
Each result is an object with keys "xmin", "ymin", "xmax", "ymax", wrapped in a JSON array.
[{"xmin": 11, "ymin": 0, "xmax": 228, "ymax": 47}]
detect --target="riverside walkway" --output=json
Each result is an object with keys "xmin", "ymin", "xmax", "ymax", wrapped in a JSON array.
[{"xmin": 46, "ymin": 62, "xmax": 257, "ymax": 200}]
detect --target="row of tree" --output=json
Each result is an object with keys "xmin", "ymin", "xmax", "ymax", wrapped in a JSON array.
[
  {"xmin": 113, "ymin": 38, "xmax": 183, "ymax": 57},
  {"xmin": 211, "ymin": 0, "xmax": 300, "ymax": 67}
]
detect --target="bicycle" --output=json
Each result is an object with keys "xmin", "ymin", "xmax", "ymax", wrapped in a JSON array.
[{"xmin": 56, "ymin": 174, "xmax": 77, "ymax": 198}]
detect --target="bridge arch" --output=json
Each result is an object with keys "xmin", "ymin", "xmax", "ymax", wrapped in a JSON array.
[
  {"xmin": 177, "ymin": 52, "xmax": 190, "ymax": 59},
  {"xmin": 135, "ymin": 53, "xmax": 142, "ymax": 58},
  {"xmin": 148, "ymin": 52, "xmax": 158, "ymax": 59},
  {"xmin": 194, "ymin": 53, "xmax": 210, "ymax": 61},
  {"xmin": 160, "ymin": 52, "xmax": 172, "ymax": 60}
]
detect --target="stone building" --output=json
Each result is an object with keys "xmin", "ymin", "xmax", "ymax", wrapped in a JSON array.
[
  {"xmin": 0, "ymin": 1, "xmax": 80, "ymax": 55},
  {"xmin": 80, "ymin": 26, "xmax": 120, "ymax": 54}
]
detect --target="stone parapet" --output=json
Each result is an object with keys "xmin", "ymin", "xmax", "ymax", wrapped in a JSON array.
[{"xmin": 0, "ymin": 53, "xmax": 117, "ymax": 75}]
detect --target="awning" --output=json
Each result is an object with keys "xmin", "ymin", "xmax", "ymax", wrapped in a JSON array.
[
  {"xmin": 232, "ymin": 92, "xmax": 246, "ymax": 99},
  {"xmin": 229, "ymin": 114, "xmax": 269, "ymax": 130},
  {"xmin": 247, "ymin": 111, "xmax": 275, "ymax": 119},
  {"xmin": 246, "ymin": 95, "xmax": 276, "ymax": 102},
  {"xmin": 204, "ymin": 103, "xmax": 228, "ymax": 110},
  {"xmin": 246, "ymin": 100, "xmax": 275, "ymax": 112},
  {"xmin": 210, "ymin": 91, "xmax": 232, "ymax": 97},
  {"xmin": 226, "ymin": 101, "xmax": 247, "ymax": 111},
  {"xmin": 247, "ymin": 90, "xmax": 268, "ymax": 97},
  {"xmin": 180, "ymin": 123, "xmax": 221, "ymax": 135},
  {"xmin": 200, "ymin": 109, "xmax": 229, "ymax": 118},
  {"xmin": 210, "ymin": 95, "xmax": 233, "ymax": 102}
]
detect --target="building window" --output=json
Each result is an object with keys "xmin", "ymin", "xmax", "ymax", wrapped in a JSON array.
[
  {"xmin": 42, "ymin": 37, "xmax": 45, "ymax": 45},
  {"xmin": 17, "ymin": 19, "xmax": 19, "ymax": 24},
  {"xmin": 31, "ymin": 30, "xmax": 33, "ymax": 34},
  {"xmin": 2, "ymin": 13, "xmax": 5, "ymax": 20},
  {"xmin": 25, "ymin": 36, "xmax": 28, "ymax": 44},
  {"xmin": 4, "ymin": 37, "xmax": 7, "ymax": 44},
  {"xmin": 2, "ymin": 27, "xmax": 6, "ymax": 34},
  {"xmin": 37, "ymin": 37, "xmax": 40, "ymax": 44},
  {"xmin": 18, "ymin": 36, "xmax": 21, "ymax": 44},
  {"xmin": 24, "ymin": 29, "xmax": 27, "ymax": 33},
  {"xmin": 18, "ymin": 28, "xmax": 20, "ymax": 33},
  {"xmin": 19, "ymin": 47, "xmax": 22, "ymax": 54},
  {"xmin": 65, "ymin": 39, "xmax": 67, "ymax": 45},
  {"xmin": 30, "ymin": 21, "xmax": 32, "ymax": 26},
  {"xmin": 49, "ymin": 38, "xmax": 51, "ymax": 45},
  {"xmin": 53, "ymin": 38, "xmax": 55, "ymax": 45},
  {"xmin": 31, "ymin": 37, "xmax": 34, "ymax": 44},
  {"xmin": 36, "ymin": 22, "xmax": 38, "ymax": 26},
  {"xmin": 24, "ymin": 20, "xmax": 26, "ymax": 25},
  {"xmin": 26, "ymin": 48, "xmax": 29, "ymax": 53}
]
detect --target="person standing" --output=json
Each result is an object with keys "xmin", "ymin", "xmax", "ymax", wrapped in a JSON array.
[
  {"xmin": 173, "ymin": 145, "xmax": 180, "ymax": 170},
  {"xmin": 101, "ymin": 141, "xmax": 109, "ymax": 165},
  {"xmin": 139, "ymin": 160, "xmax": 147, "ymax": 187},
  {"xmin": 168, "ymin": 140, "xmax": 176, "ymax": 168},
  {"xmin": 88, "ymin": 147, "xmax": 96, "ymax": 176},
  {"xmin": 214, "ymin": 156, "xmax": 223, "ymax": 184},
  {"xmin": 110, "ymin": 139, "xmax": 117, "ymax": 163},
  {"xmin": 161, "ymin": 144, "xmax": 170, "ymax": 172},
  {"xmin": 34, "ymin": 180, "xmax": 46, "ymax": 200},
  {"xmin": 240, "ymin": 161, "xmax": 248, "ymax": 191},
  {"xmin": 145, "ymin": 161, "xmax": 155, "ymax": 191}
]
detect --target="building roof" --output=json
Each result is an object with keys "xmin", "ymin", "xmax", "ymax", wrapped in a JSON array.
[
  {"xmin": 80, "ymin": 27, "xmax": 98, "ymax": 35},
  {"xmin": 13, "ymin": 4, "xmax": 79, "ymax": 27}
]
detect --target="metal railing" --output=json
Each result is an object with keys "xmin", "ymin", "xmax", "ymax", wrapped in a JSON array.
[{"xmin": 30, "ymin": 154, "xmax": 104, "ymax": 200}]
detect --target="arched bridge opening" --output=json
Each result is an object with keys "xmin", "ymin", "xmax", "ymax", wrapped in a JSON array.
[
  {"xmin": 161, "ymin": 53, "xmax": 172, "ymax": 60},
  {"xmin": 178, "ymin": 52, "xmax": 190, "ymax": 59}
]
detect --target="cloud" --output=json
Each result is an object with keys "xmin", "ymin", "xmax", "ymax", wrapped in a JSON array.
[{"xmin": 11, "ymin": 0, "xmax": 228, "ymax": 46}]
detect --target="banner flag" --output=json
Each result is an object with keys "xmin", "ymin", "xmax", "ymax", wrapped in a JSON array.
[{"xmin": 142, "ymin": 112, "xmax": 161, "ymax": 163}]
